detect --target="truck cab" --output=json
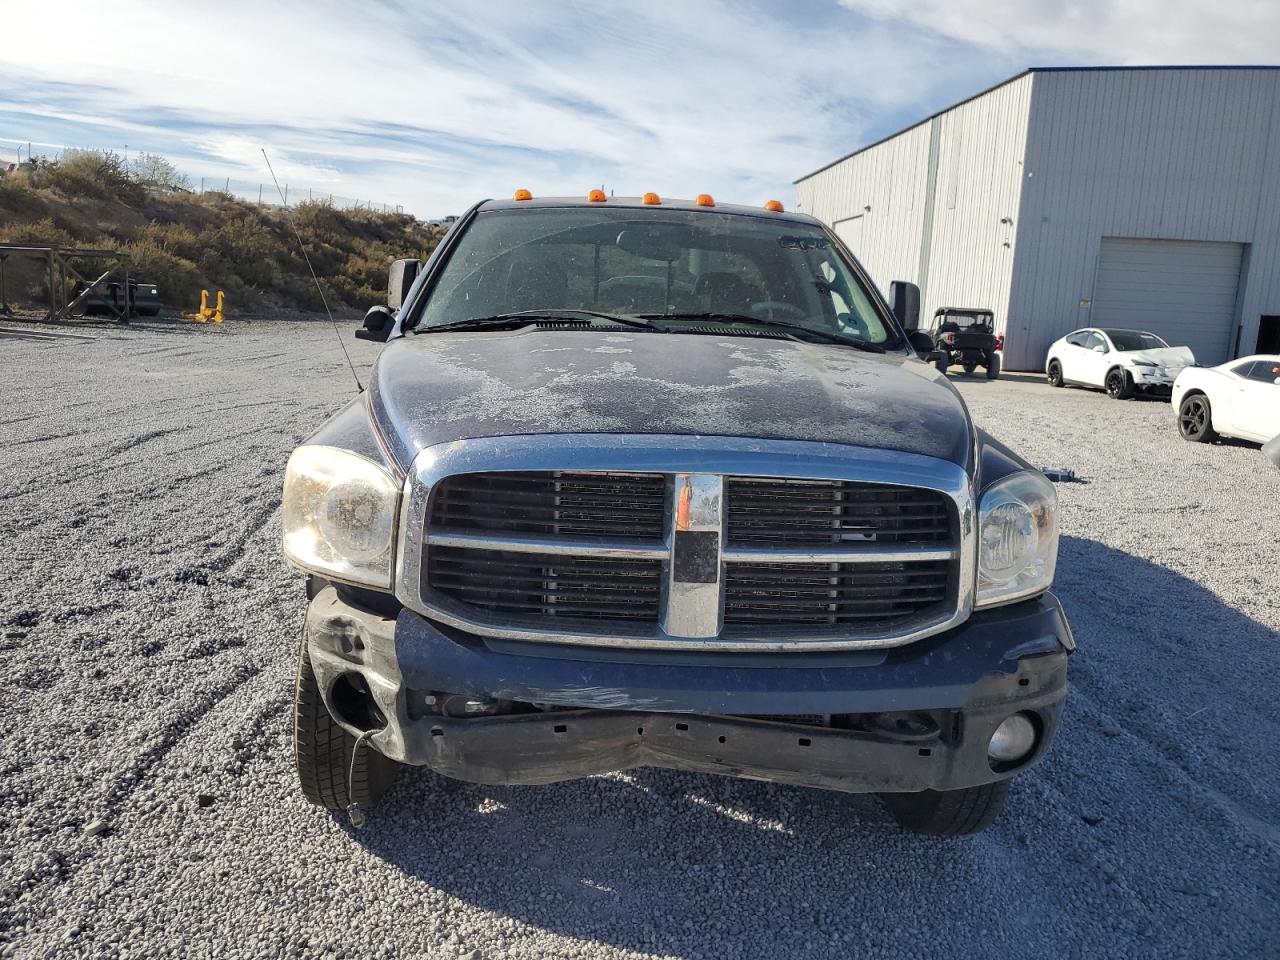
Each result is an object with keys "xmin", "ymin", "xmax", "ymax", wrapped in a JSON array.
[{"xmin": 282, "ymin": 192, "xmax": 1072, "ymax": 835}]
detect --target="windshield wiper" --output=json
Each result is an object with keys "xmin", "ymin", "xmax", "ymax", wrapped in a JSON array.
[
  {"xmin": 638, "ymin": 312, "xmax": 886, "ymax": 352},
  {"xmin": 419, "ymin": 309, "xmax": 661, "ymax": 334}
]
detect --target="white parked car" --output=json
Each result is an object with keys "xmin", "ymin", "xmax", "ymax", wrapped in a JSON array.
[
  {"xmin": 1171, "ymin": 355, "xmax": 1280, "ymax": 444},
  {"xmin": 1045, "ymin": 328, "xmax": 1195, "ymax": 400}
]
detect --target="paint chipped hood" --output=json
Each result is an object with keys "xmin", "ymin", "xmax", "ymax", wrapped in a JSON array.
[
  {"xmin": 1120, "ymin": 346, "xmax": 1195, "ymax": 369},
  {"xmin": 366, "ymin": 329, "xmax": 974, "ymax": 471}
]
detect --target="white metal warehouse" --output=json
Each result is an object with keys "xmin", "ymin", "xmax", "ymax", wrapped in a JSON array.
[{"xmin": 794, "ymin": 66, "xmax": 1280, "ymax": 370}]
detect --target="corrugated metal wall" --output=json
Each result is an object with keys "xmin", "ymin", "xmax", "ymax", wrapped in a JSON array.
[
  {"xmin": 795, "ymin": 74, "xmax": 1033, "ymax": 338},
  {"xmin": 1007, "ymin": 68, "xmax": 1280, "ymax": 369},
  {"xmin": 797, "ymin": 67, "xmax": 1280, "ymax": 371}
]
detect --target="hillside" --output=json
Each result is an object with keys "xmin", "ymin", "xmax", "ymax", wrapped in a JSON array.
[{"xmin": 0, "ymin": 151, "xmax": 443, "ymax": 316}]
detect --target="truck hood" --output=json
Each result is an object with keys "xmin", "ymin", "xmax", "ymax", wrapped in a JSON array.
[
  {"xmin": 367, "ymin": 329, "xmax": 974, "ymax": 469},
  {"xmin": 1121, "ymin": 346, "xmax": 1195, "ymax": 367}
]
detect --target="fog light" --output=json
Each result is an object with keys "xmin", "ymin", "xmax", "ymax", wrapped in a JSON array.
[{"xmin": 988, "ymin": 713, "xmax": 1037, "ymax": 763}]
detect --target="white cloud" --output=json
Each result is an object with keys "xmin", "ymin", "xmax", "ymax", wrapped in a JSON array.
[
  {"xmin": 0, "ymin": 0, "xmax": 971, "ymax": 213},
  {"xmin": 839, "ymin": 0, "xmax": 1280, "ymax": 64},
  {"xmin": 1, "ymin": 1, "xmax": 1273, "ymax": 215}
]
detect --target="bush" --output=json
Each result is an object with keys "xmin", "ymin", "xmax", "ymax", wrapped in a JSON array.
[
  {"xmin": 0, "ymin": 217, "xmax": 78, "ymax": 247},
  {"xmin": 0, "ymin": 174, "xmax": 45, "ymax": 220},
  {"xmin": 43, "ymin": 151, "xmax": 144, "ymax": 205},
  {"xmin": 125, "ymin": 236, "xmax": 206, "ymax": 308},
  {"xmin": 0, "ymin": 149, "xmax": 441, "ymax": 313},
  {"xmin": 198, "ymin": 214, "xmax": 286, "ymax": 290},
  {"xmin": 132, "ymin": 153, "xmax": 190, "ymax": 191}
]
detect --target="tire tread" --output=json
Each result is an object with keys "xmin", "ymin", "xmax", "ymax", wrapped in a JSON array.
[{"xmin": 293, "ymin": 629, "xmax": 395, "ymax": 810}]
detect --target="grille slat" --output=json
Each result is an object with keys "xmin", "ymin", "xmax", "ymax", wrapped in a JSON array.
[
  {"xmin": 726, "ymin": 477, "xmax": 951, "ymax": 547},
  {"xmin": 429, "ymin": 471, "xmax": 667, "ymax": 541},
  {"xmin": 425, "ymin": 545, "xmax": 662, "ymax": 624},
  {"xmin": 722, "ymin": 560, "xmax": 951, "ymax": 633}
]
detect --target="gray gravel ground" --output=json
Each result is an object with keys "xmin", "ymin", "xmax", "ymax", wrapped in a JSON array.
[{"xmin": 1, "ymin": 319, "xmax": 1278, "ymax": 960}]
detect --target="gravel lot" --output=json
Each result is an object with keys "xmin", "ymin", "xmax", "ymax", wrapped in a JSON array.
[{"xmin": 2, "ymin": 319, "xmax": 1277, "ymax": 960}]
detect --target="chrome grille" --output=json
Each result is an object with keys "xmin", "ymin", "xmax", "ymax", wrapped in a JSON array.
[
  {"xmin": 401, "ymin": 436, "xmax": 973, "ymax": 652},
  {"xmin": 723, "ymin": 559, "xmax": 951, "ymax": 633},
  {"xmin": 725, "ymin": 477, "xmax": 950, "ymax": 547}
]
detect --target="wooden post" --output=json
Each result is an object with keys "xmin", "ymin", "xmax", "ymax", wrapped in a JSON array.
[
  {"xmin": 47, "ymin": 250, "xmax": 56, "ymax": 321},
  {"xmin": 121, "ymin": 255, "xmax": 129, "ymax": 324}
]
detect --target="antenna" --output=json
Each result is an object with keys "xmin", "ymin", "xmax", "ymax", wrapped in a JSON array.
[{"xmin": 261, "ymin": 148, "xmax": 364, "ymax": 393}]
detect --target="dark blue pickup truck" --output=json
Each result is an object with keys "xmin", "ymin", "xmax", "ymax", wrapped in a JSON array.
[{"xmin": 281, "ymin": 192, "xmax": 1072, "ymax": 834}]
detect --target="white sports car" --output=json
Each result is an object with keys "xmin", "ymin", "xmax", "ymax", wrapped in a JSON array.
[
  {"xmin": 1045, "ymin": 328, "xmax": 1195, "ymax": 400},
  {"xmin": 1172, "ymin": 355, "xmax": 1280, "ymax": 445}
]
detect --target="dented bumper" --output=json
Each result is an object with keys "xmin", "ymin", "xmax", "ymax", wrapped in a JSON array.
[{"xmin": 305, "ymin": 586, "xmax": 1072, "ymax": 794}]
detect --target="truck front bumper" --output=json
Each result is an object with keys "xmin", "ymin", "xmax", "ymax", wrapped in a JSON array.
[{"xmin": 305, "ymin": 587, "xmax": 1072, "ymax": 794}]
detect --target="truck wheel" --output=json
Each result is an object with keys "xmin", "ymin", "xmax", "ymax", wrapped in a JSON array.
[
  {"xmin": 962, "ymin": 362, "xmax": 977, "ymax": 375},
  {"xmin": 1047, "ymin": 360, "xmax": 1064, "ymax": 387},
  {"xmin": 881, "ymin": 780, "xmax": 1010, "ymax": 835},
  {"xmin": 293, "ymin": 627, "xmax": 399, "ymax": 811},
  {"xmin": 985, "ymin": 353, "xmax": 1001, "ymax": 380},
  {"xmin": 934, "ymin": 352, "xmax": 950, "ymax": 375},
  {"xmin": 1177, "ymin": 394, "xmax": 1218, "ymax": 443},
  {"xmin": 1105, "ymin": 368, "xmax": 1134, "ymax": 400}
]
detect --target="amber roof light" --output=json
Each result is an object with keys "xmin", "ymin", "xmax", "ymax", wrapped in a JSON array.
[
  {"xmin": 695, "ymin": 193, "xmax": 715, "ymax": 207},
  {"xmin": 763, "ymin": 199, "xmax": 784, "ymax": 212},
  {"xmin": 514, "ymin": 188, "xmax": 533, "ymax": 201},
  {"xmin": 587, "ymin": 189, "xmax": 607, "ymax": 202},
  {"xmin": 642, "ymin": 192, "xmax": 662, "ymax": 205}
]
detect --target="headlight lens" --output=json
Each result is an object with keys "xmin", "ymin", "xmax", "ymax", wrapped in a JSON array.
[
  {"xmin": 975, "ymin": 470, "xmax": 1058, "ymax": 608},
  {"xmin": 282, "ymin": 446, "xmax": 400, "ymax": 588}
]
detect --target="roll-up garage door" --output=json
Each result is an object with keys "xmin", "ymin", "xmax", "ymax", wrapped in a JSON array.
[{"xmin": 1092, "ymin": 238, "xmax": 1243, "ymax": 365}]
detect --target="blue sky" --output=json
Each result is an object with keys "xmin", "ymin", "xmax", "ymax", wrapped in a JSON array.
[{"xmin": 1, "ymin": 0, "xmax": 1274, "ymax": 218}]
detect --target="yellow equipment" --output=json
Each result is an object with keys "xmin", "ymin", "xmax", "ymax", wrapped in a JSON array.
[{"xmin": 183, "ymin": 289, "xmax": 225, "ymax": 323}]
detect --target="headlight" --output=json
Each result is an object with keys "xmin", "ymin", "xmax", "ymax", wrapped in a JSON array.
[
  {"xmin": 1130, "ymin": 359, "xmax": 1156, "ymax": 367},
  {"xmin": 975, "ymin": 470, "xmax": 1058, "ymax": 608},
  {"xmin": 282, "ymin": 445, "xmax": 400, "ymax": 588}
]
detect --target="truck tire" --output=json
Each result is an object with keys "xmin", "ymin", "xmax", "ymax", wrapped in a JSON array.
[
  {"xmin": 934, "ymin": 352, "xmax": 950, "ymax": 375},
  {"xmin": 1105, "ymin": 367, "xmax": 1134, "ymax": 400},
  {"xmin": 293, "ymin": 627, "xmax": 399, "ymax": 811},
  {"xmin": 985, "ymin": 353, "xmax": 1001, "ymax": 380},
  {"xmin": 962, "ymin": 362, "xmax": 977, "ymax": 375},
  {"xmin": 881, "ymin": 780, "xmax": 1010, "ymax": 835}
]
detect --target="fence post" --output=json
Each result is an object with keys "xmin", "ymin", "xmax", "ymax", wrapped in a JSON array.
[{"xmin": 284, "ymin": 184, "xmax": 288, "ymax": 206}]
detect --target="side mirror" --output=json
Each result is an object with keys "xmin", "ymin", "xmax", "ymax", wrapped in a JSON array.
[
  {"xmin": 890, "ymin": 280, "xmax": 920, "ymax": 331},
  {"xmin": 356, "ymin": 305, "xmax": 395, "ymax": 343},
  {"xmin": 908, "ymin": 331, "xmax": 934, "ymax": 355},
  {"xmin": 387, "ymin": 258, "xmax": 422, "ymax": 311},
  {"xmin": 1092, "ymin": 344, "xmax": 1107, "ymax": 354}
]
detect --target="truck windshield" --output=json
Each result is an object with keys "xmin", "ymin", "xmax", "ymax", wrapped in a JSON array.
[{"xmin": 414, "ymin": 207, "xmax": 902, "ymax": 348}]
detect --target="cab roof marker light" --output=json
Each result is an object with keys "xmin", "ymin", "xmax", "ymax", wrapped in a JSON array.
[
  {"xmin": 587, "ymin": 189, "xmax": 607, "ymax": 202},
  {"xmin": 695, "ymin": 194, "xmax": 715, "ymax": 207},
  {"xmin": 764, "ymin": 199, "xmax": 784, "ymax": 212},
  {"xmin": 642, "ymin": 192, "xmax": 661, "ymax": 205},
  {"xmin": 513, "ymin": 188, "xmax": 533, "ymax": 201}
]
